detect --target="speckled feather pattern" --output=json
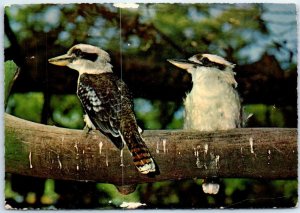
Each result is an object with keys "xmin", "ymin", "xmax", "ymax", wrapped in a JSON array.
[
  {"xmin": 50, "ymin": 44, "xmax": 157, "ymax": 174},
  {"xmin": 77, "ymin": 73, "xmax": 156, "ymax": 174}
]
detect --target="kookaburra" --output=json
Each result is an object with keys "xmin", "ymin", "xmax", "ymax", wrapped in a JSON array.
[
  {"xmin": 48, "ymin": 44, "xmax": 156, "ymax": 175},
  {"xmin": 168, "ymin": 53, "xmax": 241, "ymax": 194}
]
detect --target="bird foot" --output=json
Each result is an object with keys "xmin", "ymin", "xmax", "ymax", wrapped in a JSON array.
[{"xmin": 83, "ymin": 125, "xmax": 92, "ymax": 136}]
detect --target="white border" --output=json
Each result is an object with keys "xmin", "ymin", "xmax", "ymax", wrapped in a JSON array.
[{"xmin": 0, "ymin": 1, "xmax": 299, "ymax": 213}]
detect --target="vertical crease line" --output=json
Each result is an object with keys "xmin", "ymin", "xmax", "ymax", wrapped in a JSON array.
[
  {"xmin": 119, "ymin": 8, "xmax": 123, "ymax": 82},
  {"xmin": 119, "ymin": 7, "xmax": 125, "ymax": 196}
]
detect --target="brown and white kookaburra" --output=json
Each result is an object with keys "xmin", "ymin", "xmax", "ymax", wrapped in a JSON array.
[
  {"xmin": 168, "ymin": 53, "xmax": 242, "ymax": 194},
  {"xmin": 49, "ymin": 44, "xmax": 156, "ymax": 175}
]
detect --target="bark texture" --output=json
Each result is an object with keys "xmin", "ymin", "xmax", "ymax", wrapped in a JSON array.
[{"xmin": 5, "ymin": 113, "xmax": 297, "ymax": 185}]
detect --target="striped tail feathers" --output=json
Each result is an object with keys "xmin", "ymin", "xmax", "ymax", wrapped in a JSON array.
[
  {"xmin": 120, "ymin": 130, "xmax": 157, "ymax": 175},
  {"xmin": 130, "ymin": 139, "xmax": 156, "ymax": 174}
]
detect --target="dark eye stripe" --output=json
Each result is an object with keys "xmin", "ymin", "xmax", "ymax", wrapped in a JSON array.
[
  {"xmin": 201, "ymin": 57, "xmax": 226, "ymax": 71},
  {"xmin": 72, "ymin": 48, "xmax": 98, "ymax": 62},
  {"xmin": 81, "ymin": 52, "xmax": 98, "ymax": 62}
]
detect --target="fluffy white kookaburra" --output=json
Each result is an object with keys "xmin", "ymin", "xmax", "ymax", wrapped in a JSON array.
[
  {"xmin": 168, "ymin": 53, "xmax": 242, "ymax": 194},
  {"xmin": 48, "ymin": 44, "xmax": 156, "ymax": 175}
]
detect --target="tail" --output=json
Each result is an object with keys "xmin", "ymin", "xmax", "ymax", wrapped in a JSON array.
[
  {"xmin": 202, "ymin": 177, "xmax": 220, "ymax": 195},
  {"xmin": 202, "ymin": 183, "xmax": 220, "ymax": 195},
  {"xmin": 120, "ymin": 130, "xmax": 156, "ymax": 174}
]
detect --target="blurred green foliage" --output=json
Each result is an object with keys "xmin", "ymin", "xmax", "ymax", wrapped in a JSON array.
[
  {"xmin": 50, "ymin": 95, "xmax": 84, "ymax": 128},
  {"xmin": 6, "ymin": 93, "xmax": 44, "ymax": 123},
  {"xmin": 5, "ymin": 4, "xmax": 297, "ymax": 66},
  {"xmin": 4, "ymin": 61, "xmax": 19, "ymax": 106},
  {"xmin": 244, "ymin": 104, "xmax": 286, "ymax": 127},
  {"xmin": 97, "ymin": 183, "xmax": 139, "ymax": 207},
  {"xmin": 134, "ymin": 99, "xmax": 183, "ymax": 129},
  {"xmin": 4, "ymin": 3, "xmax": 297, "ymax": 209}
]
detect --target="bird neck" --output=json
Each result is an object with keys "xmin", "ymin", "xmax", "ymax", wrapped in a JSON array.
[
  {"xmin": 69, "ymin": 60, "xmax": 113, "ymax": 75},
  {"xmin": 190, "ymin": 67, "xmax": 237, "ymax": 88},
  {"xmin": 77, "ymin": 67, "xmax": 113, "ymax": 75}
]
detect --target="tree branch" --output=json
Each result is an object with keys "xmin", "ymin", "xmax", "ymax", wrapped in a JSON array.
[
  {"xmin": 5, "ymin": 113, "xmax": 297, "ymax": 185},
  {"xmin": 4, "ymin": 12, "xmax": 24, "ymax": 67}
]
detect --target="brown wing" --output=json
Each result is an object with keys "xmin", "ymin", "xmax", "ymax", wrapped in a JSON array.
[{"xmin": 77, "ymin": 73, "xmax": 129, "ymax": 149}]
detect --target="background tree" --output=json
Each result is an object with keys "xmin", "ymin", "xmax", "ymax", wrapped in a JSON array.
[{"xmin": 4, "ymin": 3, "xmax": 297, "ymax": 209}]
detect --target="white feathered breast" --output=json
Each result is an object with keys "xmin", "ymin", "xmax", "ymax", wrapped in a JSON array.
[{"xmin": 184, "ymin": 66, "xmax": 241, "ymax": 131}]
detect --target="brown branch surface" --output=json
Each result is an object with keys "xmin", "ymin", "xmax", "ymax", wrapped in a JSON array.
[{"xmin": 5, "ymin": 113, "xmax": 297, "ymax": 185}]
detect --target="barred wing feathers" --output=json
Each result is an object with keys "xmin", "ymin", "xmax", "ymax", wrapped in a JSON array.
[{"xmin": 77, "ymin": 73, "xmax": 156, "ymax": 174}]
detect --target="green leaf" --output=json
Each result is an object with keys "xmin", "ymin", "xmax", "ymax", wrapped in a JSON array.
[{"xmin": 4, "ymin": 60, "xmax": 19, "ymax": 108}]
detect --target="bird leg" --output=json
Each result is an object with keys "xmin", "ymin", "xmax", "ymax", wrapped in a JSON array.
[
  {"xmin": 83, "ymin": 114, "xmax": 96, "ymax": 136},
  {"xmin": 83, "ymin": 124, "xmax": 92, "ymax": 135}
]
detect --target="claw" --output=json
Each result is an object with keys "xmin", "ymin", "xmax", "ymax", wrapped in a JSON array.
[{"xmin": 83, "ymin": 125, "xmax": 92, "ymax": 135}]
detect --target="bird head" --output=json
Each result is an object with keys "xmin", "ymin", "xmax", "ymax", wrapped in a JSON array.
[
  {"xmin": 168, "ymin": 53, "xmax": 237, "ymax": 87},
  {"xmin": 48, "ymin": 44, "xmax": 113, "ymax": 74}
]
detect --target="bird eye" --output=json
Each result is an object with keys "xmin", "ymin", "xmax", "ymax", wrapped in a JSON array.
[
  {"xmin": 201, "ymin": 57, "xmax": 209, "ymax": 65},
  {"xmin": 196, "ymin": 54, "xmax": 202, "ymax": 61},
  {"xmin": 73, "ymin": 49, "xmax": 82, "ymax": 57}
]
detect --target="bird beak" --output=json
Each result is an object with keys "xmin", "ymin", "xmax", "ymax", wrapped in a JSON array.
[
  {"xmin": 167, "ymin": 59, "xmax": 201, "ymax": 70},
  {"xmin": 48, "ymin": 54, "xmax": 74, "ymax": 66}
]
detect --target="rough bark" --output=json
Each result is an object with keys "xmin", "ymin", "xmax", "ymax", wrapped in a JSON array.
[{"xmin": 5, "ymin": 114, "xmax": 297, "ymax": 185}]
